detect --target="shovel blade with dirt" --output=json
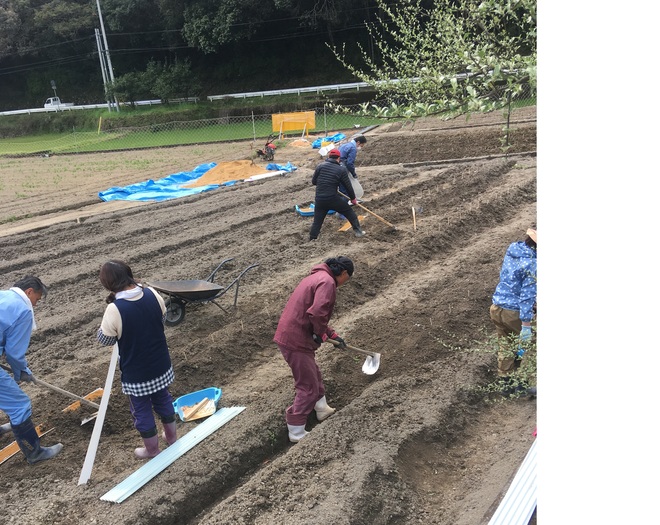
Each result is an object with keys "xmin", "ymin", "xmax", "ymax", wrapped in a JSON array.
[{"xmin": 327, "ymin": 338, "xmax": 381, "ymax": 375}]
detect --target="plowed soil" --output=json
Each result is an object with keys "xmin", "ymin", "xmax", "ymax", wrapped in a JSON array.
[{"xmin": 0, "ymin": 107, "xmax": 537, "ymax": 525}]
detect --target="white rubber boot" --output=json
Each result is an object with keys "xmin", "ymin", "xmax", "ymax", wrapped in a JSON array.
[
  {"xmin": 287, "ymin": 424, "xmax": 309, "ymax": 443},
  {"xmin": 314, "ymin": 396, "xmax": 336, "ymax": 422}
]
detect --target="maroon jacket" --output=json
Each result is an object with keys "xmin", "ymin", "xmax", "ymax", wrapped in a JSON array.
[{"xmin": 273, "ymin": 263, "xmax": 337, "ymax": 352}]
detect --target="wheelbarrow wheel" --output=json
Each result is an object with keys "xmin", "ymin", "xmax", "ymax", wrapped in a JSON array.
[{"xmin": 164, "ymin": 298, "xmax": 185, "ymax": 326}]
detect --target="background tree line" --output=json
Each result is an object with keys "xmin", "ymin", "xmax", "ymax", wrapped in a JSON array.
[
  {"xmin": 0, "ymin": 0, "xmax": 536, "ymax": 117},
  {"xmin": 0, "ymin": 0, "xmax": 377, "ymax": 110}
]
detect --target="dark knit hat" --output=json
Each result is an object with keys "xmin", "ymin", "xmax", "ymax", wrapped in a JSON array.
[{"xmin": 325, "ymin": 256, "xmax": 354, "ymax": 277}]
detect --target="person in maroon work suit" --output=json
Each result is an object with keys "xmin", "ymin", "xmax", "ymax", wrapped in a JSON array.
[{"xmin": 273, "ymin": 256, "xmax": 354, "ymax": 443}]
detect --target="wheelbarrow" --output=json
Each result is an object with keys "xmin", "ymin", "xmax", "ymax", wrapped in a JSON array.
[{"xmin": 147, "ymin": 258, "xmax": 259, "ymax": 326}]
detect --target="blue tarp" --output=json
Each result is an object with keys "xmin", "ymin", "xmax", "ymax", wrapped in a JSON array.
[
  {"xmin": 311, "ymin": 134, "xmax": 346, "ymax": 149},
  {"xmin": 98, "ymin": 160, "xmax": 299, "ymax": 203},
  {"xmin": 99, "ymin": 163, "xmax": 220, "ymax": 202},
  {"xmin": 265, "ymin": 162, "xmax": 297, "ymax": 172}
]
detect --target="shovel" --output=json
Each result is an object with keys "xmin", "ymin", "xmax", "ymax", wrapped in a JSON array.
[
  {"xmin": 0, "ymin": 363, "xmax": 100, "ymax": 410},
  {"xmin": 327, "ymin": 338, "xmax": 381, "ymax": 375},
  {"xmin": 338, "ymin": 191, "xmax": 397, "ymax": 230}
]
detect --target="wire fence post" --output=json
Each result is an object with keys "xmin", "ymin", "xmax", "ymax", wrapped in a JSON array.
[
  {"xmin": 252, "ymin": 112, "xmax": 256, "ymax": 142},
  {"xmin": 323, "ymin": 104, "xmax": 327, "ymax": 136}
]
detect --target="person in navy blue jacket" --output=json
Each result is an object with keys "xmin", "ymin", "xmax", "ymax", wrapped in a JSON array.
[
  {"xmin": 338, "ymin": 135, "xmax": 367, "ymax": 200},
  {"xmin": 97, "ymin": 260, "xmax": 177, "ymax": 459},
  {"xmin": 490, "ymin": 228, "xmax": 537, "ymax": 380}
]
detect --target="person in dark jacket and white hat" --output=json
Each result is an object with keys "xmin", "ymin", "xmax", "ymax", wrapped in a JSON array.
[
  {"xmin": 309, "ymin": 148, "xmax": 365, "ymax": 241},
  {"xmin": 273, "ymin": 256, "xmax": 354, "ymax": 443}
]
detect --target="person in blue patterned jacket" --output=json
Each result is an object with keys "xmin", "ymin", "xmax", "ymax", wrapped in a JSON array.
[
  {"xmin": 489, "ymin": 228, "xmax": 537, "ymax": 380},
  {"xmin": 97, "ymin": 260, "xmax": 177, "ymax": 459}
]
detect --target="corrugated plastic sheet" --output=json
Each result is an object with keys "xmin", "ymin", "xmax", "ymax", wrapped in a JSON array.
[
  {"xmin": 100, "ymin": 406, "xmax": 246, "ymax": 503},
  {"xmin": 488, "ymin": 438, "xmax": 537, "ymax": 525}
]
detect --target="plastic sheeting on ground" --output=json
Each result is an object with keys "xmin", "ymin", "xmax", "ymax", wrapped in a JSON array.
[
  {"xmin": 99, "ymin": 161, "xmax": 299, "ymax": 203},
  {"xmin": 265, "ymin": 162, "xmax": 297, "ymax": 172},
  {"xmin": 98, "ymin": 163, "xmax": 219, "ymax": 202},
  {"xmin": 311, "ymin": 134, "xmax": 345, "ymax": 149}
]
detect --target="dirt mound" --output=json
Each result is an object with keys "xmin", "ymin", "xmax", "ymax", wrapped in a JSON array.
[
  {"xmin": 0, "ymin": 110, "xmax": 536, "ymax": 525},
  {"xmin": 185, "ymin": 160, "xmax": 271, "ymax": 187}
]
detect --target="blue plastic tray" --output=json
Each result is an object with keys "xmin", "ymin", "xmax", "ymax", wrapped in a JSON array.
[
  {"xmin": 295, "ymin": 203, "xmax": 335, "ymax": 217},
  {"xmin": 173, "ymin": 387, "xmax": 222, "ymax": 421}
]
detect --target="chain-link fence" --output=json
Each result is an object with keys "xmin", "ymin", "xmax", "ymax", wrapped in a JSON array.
[{"xmin": 0, "ymin": 86, "xmax": 536, "ymax": 157}]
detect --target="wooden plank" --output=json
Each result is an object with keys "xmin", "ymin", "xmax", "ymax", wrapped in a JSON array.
[
  {"xmin": 0, "ymin": 425, "xmax": 54, "ymax": 465},
  {"xmin": 338, "ymin": 215, "xmax": 366, "ymax": 232},
  {"xmin": 181, "ymin": 398, "xmax": 209, "ymax": 420},
  {"xmin": 78, "ymin": 343, "xmax": 119, "ymax": 485}
]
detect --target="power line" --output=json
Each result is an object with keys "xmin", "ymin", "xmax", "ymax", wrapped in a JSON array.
[{"xmin": 1, "ymin": 35, "xmax": 96, "ymax": 58}]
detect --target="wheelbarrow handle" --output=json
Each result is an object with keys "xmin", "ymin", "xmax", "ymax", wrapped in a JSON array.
[{"xmin": 326, "ymin": 338, "xmax": 377, "ymax": 357}]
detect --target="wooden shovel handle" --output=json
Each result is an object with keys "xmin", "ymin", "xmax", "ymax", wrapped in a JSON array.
[
  {"xmin": 0, "ymin": 363, "xmax": 100, "ymax": 410},
  {"xmin": 337, "ymin": 192, "xmax": 396, "ymax": 229},
  {"xmin": 326, "ymin": 338, "xmax": 376, "ymax": 357}
]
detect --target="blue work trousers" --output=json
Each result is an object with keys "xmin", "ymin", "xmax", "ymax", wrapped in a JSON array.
[
  {"xmin": 0, "ymin": 367, "xmax": 32, "ymax": 425},
  {"xmin": 128, "ymin": 388, "xmax": 175, "ymax": 437}
]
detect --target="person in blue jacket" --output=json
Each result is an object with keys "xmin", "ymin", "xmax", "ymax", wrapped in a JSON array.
[
  {"xmin": 338, "ymin": 135, "xmax": 367, "ymax": 200},
  {"xmin": 489, "ymin": 228, "xmax": 537, "ymax": 381},
  {"xmin": 0, "ymin": 276, "xmax": 63, "ymax": 464},
  {"xmin": 97, "ymin": 260, "xmax": 177, "ymax": 459}
]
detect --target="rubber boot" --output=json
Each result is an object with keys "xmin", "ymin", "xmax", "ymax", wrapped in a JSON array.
[
  {"xmin": 354, "ymin": 228, "xmax": 366, "ymax": 238},
  {"xmin": 287, "ymin": 424, "xmax": 309, "ymax": 443},
  {"xmin": 0, "ymin": 422, "xmax": 11, "ymax": 436},
  {"xmin": 162, "ymin": 422, "xmax": 177, "ymax": 446},
  {"xmin": 314, "ymin": 396, "xmax": 336, "ymax": 422},
  {"xmin": 135, "ymin": 435, "xmax": 160, "ymax": 459},
  {"xmin": 11, "ymin": 418, "xmax": 63, "ymax": 465}
]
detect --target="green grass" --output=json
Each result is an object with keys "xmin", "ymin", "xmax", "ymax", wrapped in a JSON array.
[
  {"xmin": 0, "ymin": 112, "xmax": 389, "ymax": 156},
  {"xmin": 0, "ymin": 95, "xmax": 534, "ymax": 156}
]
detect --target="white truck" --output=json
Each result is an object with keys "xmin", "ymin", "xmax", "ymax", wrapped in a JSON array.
[{"xmin": 44, "ymin": 97, "xmax": 74, "ymax": 109}]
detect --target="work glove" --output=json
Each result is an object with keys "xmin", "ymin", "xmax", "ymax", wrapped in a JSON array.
[
  {"xmin": 312, "ymin": 334, "xmax": 323, "ymax": 345},
  {"xmin": 519, "ymin": 325, "xmax": 532, "ymax": 342},
  {"xmin": 350, "ymin": 198, "xmax": 358, "ymax": 206},
  {"xmin": 330, "ymin": 333, "xmax": 347, "ymax": 348},
  {"xmin": 516, "ymin": 346, "xmax": 525, "ymax": 358},
  {"xmin": 19, "ymin": 371, "xmax": 35, "ymax": 383}
]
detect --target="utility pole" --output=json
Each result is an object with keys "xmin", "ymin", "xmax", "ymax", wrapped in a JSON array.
[
  {"xmin": 95, "ymin": 0, "xmax": 120, "ymax": 111},
  {"xmin": 95, "ymin": 29, "xmax": 112, "ymax": 112}
]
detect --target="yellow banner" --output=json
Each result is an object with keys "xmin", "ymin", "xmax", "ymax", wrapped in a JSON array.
[{"xmin": 272, "ymin": 111, "xmax": 315, "ymax": 135}]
